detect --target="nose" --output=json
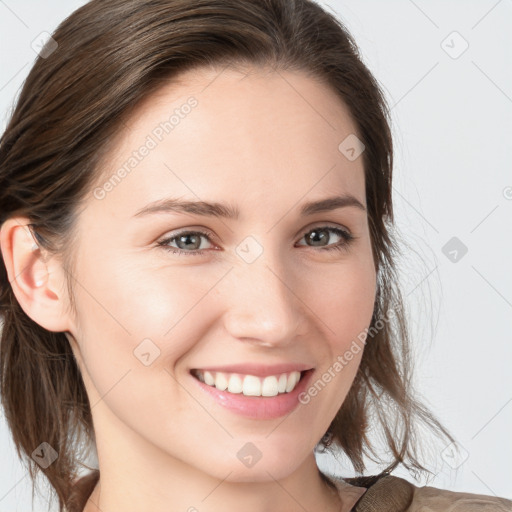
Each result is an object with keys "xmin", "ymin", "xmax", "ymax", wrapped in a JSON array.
[{"xmin": 220, "ymin": 247, "xmax": 306, "ymax": 348}]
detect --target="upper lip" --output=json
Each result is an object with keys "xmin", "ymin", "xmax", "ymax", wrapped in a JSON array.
[{"xmin": 191, "ymin": 363, "xmax": 314, "ymax": 378}]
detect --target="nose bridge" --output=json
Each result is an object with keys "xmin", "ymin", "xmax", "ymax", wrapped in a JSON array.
[{"xmin": 221, "ymin": 239, "xmax": 303, "ymax": 345}]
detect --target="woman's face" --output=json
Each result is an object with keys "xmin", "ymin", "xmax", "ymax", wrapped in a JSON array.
[{"xmin": 65, "ymin": 65, "xmax": 376, "ymax": 482}]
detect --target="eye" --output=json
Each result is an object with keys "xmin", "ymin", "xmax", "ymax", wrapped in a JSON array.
[
  {"xmin": 296, "ymin": 226, "xmax": 355, "ymax": 253},
  {"xmin": 156, "ymin": 225, "xmax": 356, "ymax": 256},
  {"xmin": 157, "ymin": 229, "xmax": 215, "ymax": 256}
]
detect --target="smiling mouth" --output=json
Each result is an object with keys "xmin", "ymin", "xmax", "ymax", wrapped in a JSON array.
[{"xmin": 190, "ymin": 369, "xmax": 310, "ymax": 397}]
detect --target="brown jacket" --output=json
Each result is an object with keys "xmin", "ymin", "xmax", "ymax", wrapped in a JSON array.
[
  {"xmin": 335, "ymin": 473, "xmax": 512, "ymax": 511},
  {"xmin": 70, "ymin": 470, "xmax": 512, "ymax": 511}
]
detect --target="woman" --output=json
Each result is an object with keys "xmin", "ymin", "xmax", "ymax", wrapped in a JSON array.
[{"xmin": 0, "ymin": 1, "xmax": 510, "ymax": 511}]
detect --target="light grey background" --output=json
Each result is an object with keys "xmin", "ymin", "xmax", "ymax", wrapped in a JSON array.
[{"xmin": 0, "ymin": 1, "xmax": 511, "ymax": 510}]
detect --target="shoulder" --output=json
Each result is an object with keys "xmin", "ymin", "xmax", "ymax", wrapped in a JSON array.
[
  {"xmin": 331, "ymin": 473, "xmax": 512, "ymax": 511},
  {"xmin": 408, "ymin": 479, "xmax": 512, "ymax": 512}
]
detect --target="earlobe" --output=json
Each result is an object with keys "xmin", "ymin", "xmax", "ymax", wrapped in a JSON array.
[{"xmin": 0, "ymin": 217, "xmax": 72, "ymax": 332}]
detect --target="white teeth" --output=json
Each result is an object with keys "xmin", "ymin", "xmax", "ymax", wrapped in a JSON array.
[
  {"xmin": 195, "ymin": 370, "xmax": 303, "ymax": 397},
  {"xmin": 243, "ymin": 375, "xmax": 261, "ymax": 396},
  {"xmin": 261, "ymin": 376, "xmax": 279, "ymax": 397},
  {"xmin": 285, "ymin": 371, "xmax": 300, "ymax": 392},
  {"xmin": 204, "ymin": 371, "xmax": 215, "ymax": 386},
  {"xmin": 214, "ymin": 372, "xmax": 228, "ymax": 391},
  {"xmin": 278, "ymin": 373, "xmax": 287, "ymax": 393},
  {"xmin": 227, "ymin": 374, "xmax": 243, "ymax": 394}
]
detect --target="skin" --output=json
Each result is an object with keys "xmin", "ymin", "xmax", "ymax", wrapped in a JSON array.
[{"xmin": 1, "ymin": 65, "xmax": 377, "ymax": 512}]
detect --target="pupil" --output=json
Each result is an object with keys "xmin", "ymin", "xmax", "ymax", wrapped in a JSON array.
[
  {"xmin": 178, "ymin": 234, "xmax": 200, "ymax": 250},
  {"xmin": 309, "ymin": 229, "xmax": 328, "ymax": 246}
]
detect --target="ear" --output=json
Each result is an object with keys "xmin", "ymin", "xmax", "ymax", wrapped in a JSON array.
[{"xmin": 0, "ymin": 216, "xmax": 73, "ymax": 332}]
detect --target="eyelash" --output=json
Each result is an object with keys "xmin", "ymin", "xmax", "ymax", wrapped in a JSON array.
[{"xmin": 156, "ymin": 226, "xmax": 355, "ymax": 256}]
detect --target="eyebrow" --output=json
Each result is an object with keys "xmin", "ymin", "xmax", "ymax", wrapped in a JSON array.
[{"xmin": 133, "ymin": 194, "xmax": 366, "ymax": 220}]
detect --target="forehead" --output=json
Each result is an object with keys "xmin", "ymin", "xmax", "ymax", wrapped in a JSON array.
[{"xmin": 88, "ymin": 65, "xmax": 365, "ymax": 220}]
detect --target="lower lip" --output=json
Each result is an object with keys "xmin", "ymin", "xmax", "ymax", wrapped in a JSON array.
[{"xmin": 191, "ymin": 370, "xmax": 314, "ymax": 420}]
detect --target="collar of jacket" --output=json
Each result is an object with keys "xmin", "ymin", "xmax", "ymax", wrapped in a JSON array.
[
  {"xmin": 344, "ymin": 474, "xmax": 414, "ymax": 511},
  {"xmin": 332, "ymin": 473, "xmax": 512, "ymax": 512}
]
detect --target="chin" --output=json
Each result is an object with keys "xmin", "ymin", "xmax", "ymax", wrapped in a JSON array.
[
  {"xmin": 217, "ymin": 437, "xmax": 310, "ymax": 482},
  {"xmin": 219, "ymin": 459, "xmax": 302, "ymax": 483}
]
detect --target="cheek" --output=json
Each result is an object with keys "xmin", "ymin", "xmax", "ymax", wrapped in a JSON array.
[
  {"xmin": 69, "ymin": 256, "xmax": 237, "ymax": 435},
  {"xmin": 72, "ymin": 252, "xmax": 226, "ymax": 351},
  {"xmin": 69, "ymin": 259, "xmax": 213, "ymax": 441},
  {"xmin": 306, "ymin": 254, "xmax": 377, "ymax": 344},
  {"xmin": 301, "ymin": 255, "xmax": 375, "ymax": 403}
]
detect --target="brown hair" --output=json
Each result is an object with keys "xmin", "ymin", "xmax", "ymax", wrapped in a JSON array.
[{"xmin": 0, "ymin": 0, "xmax": 456, "ymax": 510}]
